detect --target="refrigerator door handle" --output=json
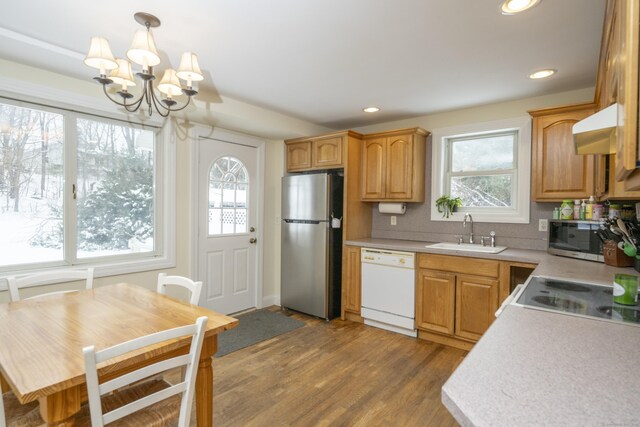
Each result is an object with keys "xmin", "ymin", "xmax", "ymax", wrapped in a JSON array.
[{"xmin": 283, "ymin": 219, "xmax": 322, "ymax": 224}]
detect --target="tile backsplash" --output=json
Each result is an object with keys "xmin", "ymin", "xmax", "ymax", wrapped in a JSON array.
[{"xmin": 371, "ymin": 200, "xmax": 554, "ymax": 251}]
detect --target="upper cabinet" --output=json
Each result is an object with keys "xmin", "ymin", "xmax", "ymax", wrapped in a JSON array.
[
  {"xmin": 530, "ymin": 103, "xmax": 598, "ymax": 201},
  {"xmin": 595, "ymin": 0, "xmax": 639, "ymax": 181},
  {"xmin": 360, "ymin": 128, "xmax": 428, "ymax": 202},
  {"xmin": 285, "ymin": 132, "xmax": 358, "ymax": 172}
]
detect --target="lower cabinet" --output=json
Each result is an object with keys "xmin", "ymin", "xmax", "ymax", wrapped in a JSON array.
[
  {"xmin": 416, "ymin": 254, "xmax": 500, "ymax": 349},
  {"xmin": 454, "ymin": 275, "xmax": 499, "ymax": 341},
  {"xmin": 415, "ymin": 270, "xmax": 455, "ymax": 335},
  {"xmin": 342, "ymin": 245, "xmax": 362, "ymax": 318}
]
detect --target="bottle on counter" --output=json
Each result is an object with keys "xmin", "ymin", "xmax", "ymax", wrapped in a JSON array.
[
  {"xmin": 593, "ymin": 204, "xmax": 603, "ymax": 220},
  {"xmin": 552, "ymin": 207, "xmax": 560, "ymax": 220},
  {"xmin": 560, "ymin": 199, "xmax": 574, "ymax": 220},
  {"xmin": 579, "ymin": 199, "xmax": 587, "ymax": 220},
  {"xmin": 573, "ymin": 199, "xmax": 581, "ymax": 220},
  {"xmin": 585, "ymin": 195, "xmax": 595, "ymax": 220},
  {"xmin": 609, "ymin": 203, "xmax": 621, "ymax": 219}
]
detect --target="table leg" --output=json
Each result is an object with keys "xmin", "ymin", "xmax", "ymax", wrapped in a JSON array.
[
  {"xmin": 0, "ymin": 373, "xmax": 9, "ymax": 393},
  {"xmin": 39, "ymin": 386, "xmax": 81, "ymax": 427},
  {"xmin": 195, "ymin": 335, "xmax": 217, "ymax": 427}
]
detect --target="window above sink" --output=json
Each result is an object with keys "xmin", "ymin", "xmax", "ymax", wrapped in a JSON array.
[{"xmin": 430, "ymin": 116, "xmax": 531, "ymax": 224}]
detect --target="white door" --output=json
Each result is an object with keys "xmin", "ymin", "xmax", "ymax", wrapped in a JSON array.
[{"xmin": 197, "ymin": 139, "xmax": 259, "ymax": 314}]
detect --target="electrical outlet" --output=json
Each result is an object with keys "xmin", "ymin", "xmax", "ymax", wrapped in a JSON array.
[
  {"xmin": 391, "ymin": 216, "xmax": 397, "ymax": 226},
  {"xmin": 539, "ymin": 219, "xmax": 548, "ymax": 232}
]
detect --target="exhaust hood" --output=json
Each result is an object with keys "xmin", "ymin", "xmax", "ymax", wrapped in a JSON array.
[{"xmin": 573, "ymin": 103, "xmax": 617, "ymax": 155}]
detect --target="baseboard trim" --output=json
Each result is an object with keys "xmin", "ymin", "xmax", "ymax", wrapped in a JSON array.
[
  {"xmin": 417, "ymin": 330, "xmax": 475, "ymax": 351},
  {"xmin": 262, "ymin": 294, "xmax": 280, "ymax": 308}
]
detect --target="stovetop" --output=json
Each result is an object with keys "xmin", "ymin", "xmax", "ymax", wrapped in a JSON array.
[{"xmin": 514, "ymin": 276, "xmax": 640, "ymax": 326}]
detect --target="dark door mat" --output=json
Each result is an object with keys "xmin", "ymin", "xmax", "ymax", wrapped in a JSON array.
[{"xmin": 215, "ymin": 309, "xmax": 305, "ymax": 357}]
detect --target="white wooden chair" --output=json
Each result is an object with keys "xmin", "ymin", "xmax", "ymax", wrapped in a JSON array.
[
  {"xmin": 82, "ymin": 316, "xmax": 208, "ymax": 427},
  {"xmin": 7, "ymin": 268, "xmax": 94, "ymax": 302},
  {"xmin": 157, "ymin": 273, "xmax": 202, "ymax": 305}
]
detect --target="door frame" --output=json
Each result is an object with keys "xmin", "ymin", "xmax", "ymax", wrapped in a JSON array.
[{"xmin": 190, "ymin": 125, "xmax": 266, "ymax": 311}]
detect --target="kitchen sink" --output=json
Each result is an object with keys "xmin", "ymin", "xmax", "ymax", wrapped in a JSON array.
[{"xmin": 426, "ymin": 242, "xmax": 507, "ymax": 254}]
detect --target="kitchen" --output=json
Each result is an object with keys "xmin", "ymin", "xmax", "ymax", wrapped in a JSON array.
[{"xmin": 0, "ymin": 0, "xmax": 638, "ymax": 426}]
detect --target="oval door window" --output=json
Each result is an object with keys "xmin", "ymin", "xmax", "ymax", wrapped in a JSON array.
[{"xmin": 208, "ymin": 156, "xmax": 249, "ymax": 235}]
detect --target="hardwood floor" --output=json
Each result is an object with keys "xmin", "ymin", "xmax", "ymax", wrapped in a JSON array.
[{"xmin": 207, "ymin": 309, "xmax": 467, "ymax": 426}]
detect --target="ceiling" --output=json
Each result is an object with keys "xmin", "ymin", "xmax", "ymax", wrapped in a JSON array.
[{"xmin": 0, "ymin": 1, "xmax": 605, "ymax": 129}]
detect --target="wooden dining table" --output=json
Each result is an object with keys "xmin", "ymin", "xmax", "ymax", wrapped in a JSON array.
[{"xmin": 0, "ymin": 282, "xmax": 238, "ymax": 426}]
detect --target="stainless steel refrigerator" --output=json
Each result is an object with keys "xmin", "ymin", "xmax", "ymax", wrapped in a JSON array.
[{"xmin": 281, "ymin": 173, "xmax": 343, "ymax": 320}]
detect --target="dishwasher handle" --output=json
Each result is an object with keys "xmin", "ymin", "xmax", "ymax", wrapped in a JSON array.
[{"xmin": 495, "ymin": 284, "xmax": 524, "ymax": 318}]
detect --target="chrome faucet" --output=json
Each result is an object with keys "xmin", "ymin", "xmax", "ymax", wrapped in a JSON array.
[{"xmin": 463, "ymin": 213, "xmax": 474, "ymax": 244}]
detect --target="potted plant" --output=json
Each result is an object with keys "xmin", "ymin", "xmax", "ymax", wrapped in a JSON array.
[{"xmin": 435, "ymin": 195, "xmax": 462, "ymax": 218}]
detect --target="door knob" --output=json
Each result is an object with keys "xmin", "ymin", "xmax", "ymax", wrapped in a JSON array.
[
  {"xmin": 250, "ymin": 227, "xmax": 256, "ymax": 232},
  {"xmin": 249, "ymin": 237, "xmax": 257, "ymax": 244}
]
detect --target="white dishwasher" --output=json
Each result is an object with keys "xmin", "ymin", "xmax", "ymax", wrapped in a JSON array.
[{"xmin": 360, "ymin": 248, "xmax": 416, "ymax": 337}]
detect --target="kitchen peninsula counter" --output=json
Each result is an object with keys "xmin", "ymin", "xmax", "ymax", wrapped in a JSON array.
[{"xmin": 346, "ymin": 238, "xmax": 640, "ymax": 426}]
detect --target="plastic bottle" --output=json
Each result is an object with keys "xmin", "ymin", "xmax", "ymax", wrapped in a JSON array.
[
  {"xmin": 573, "ymin": 199, "xmax": 581, "ymax": 220},
  {"xmin": 585, "ymin": 196, "xmax": 594, "ymax": 220},
  {"xmin": 593, "ymin": 204, "xmax": 603, "ymax": 220},
  {"xmin": 552, "ymin": 207, "xmax": 560, "ymax": 220},
  {"xmin": 560, "ymin": 200, "xmax": 574, "ymax": 220},
  {"xmin": 609, "ymin": 204, "xmax": 621, "ymax": 219},
  {"xmin": 579, "ymin": 199, "xmax": 586, "ymax": 220}
]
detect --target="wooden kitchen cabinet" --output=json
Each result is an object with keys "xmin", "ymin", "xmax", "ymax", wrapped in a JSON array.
[
  {"xmin": 361, "ymin": 128, "xmax": 428, "ymax": 202},
  {"xmin": 285, "ymin": 131, "xmax": 359, "ymax": 172},
  {"xmin": 455, "ymin": 274, "xmax": 499, "ymax": 341},
  {"xmin": 416, "ymin": 253, "xmax": 500, "ymax": 350},
  {"xmin": 312, "ymin": 136, "xmax": 343, "ymax": 169},
  {"xmin": 286, "ymin": 141, "xmax": 312, "ymax": 171},
  {"xmin": 416, "ymin": 269, "xmax": 455, "ymax": 335},
  {"xmin": 342, "ymin": 245, "xmax": 362, "ymax": 318},
  {"xmin": 529, "ymin": 103, "xmax": 598, "ymax": 201}
]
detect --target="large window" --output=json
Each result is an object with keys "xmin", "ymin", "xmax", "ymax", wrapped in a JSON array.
[
  {"xmin": 0, "ymin": 99, "xmax": 166, "ymax": 273},
  {"xmin": 431, "ymin": 117, "xmax": 531, "ymax": 223}
]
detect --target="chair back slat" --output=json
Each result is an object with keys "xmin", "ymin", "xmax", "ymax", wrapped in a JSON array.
[
  {"xmin": 102, "ymin": 382, "xmax": 188, "ymax": 425},
  {"xmin": 99, "ymin": 354, "xmax": 191, "ymax": 395},
  {"xmin": 157, "ymin": 273, "xmax": 202, "ymax": 305},
  {"xmin": 83, "ymin": 316, "xmax": 207, "ymax": 427},
  {"xmin": 7, "ymin": 268, "xmax": 94, "ymax": 302}
]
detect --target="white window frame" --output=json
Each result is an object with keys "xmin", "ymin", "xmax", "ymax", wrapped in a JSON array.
[
  {"xmin": 0, "ymin": 94, "xmax": 176, "ymax": 284},
  {"xmin": 430, "ymin": 116, "xmax": 531, "ymax": 223}
]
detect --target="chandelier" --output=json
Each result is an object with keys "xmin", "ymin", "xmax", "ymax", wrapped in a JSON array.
[{"xmin": 83, "ymin": 12, "xmax": 203, "ymax": 118}]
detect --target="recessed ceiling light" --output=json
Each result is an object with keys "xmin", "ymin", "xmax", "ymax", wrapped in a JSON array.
[
  {"xmin": 363, "ymin": 107, "xmax": 380, "ymax": 113},
  {"xmin": 501, "ymin": 0, "xmax": 541, "ymax": 15},
  {"xmin": 529, "ymin": 69, "xmax": 556, "ymax": 79}
]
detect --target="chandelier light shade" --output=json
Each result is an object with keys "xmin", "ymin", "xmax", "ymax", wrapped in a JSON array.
[
  {"xmin": 158, "ymin": 69, "xmax": 183, "ymax": 97},
  {"xmin": 84, "ymin": 37, "xmax": 118, "ymax": 75},
  {"xmin": 177, "ymin": 52, "xmax": 204, "ymax": 85},
  {"xmin": 109, "ymin": 59, "xmax": 136, "ymax": 89},
  {"xmin": 84, "ymin": 12, "xmax": 203, "ymax": 118},
  {"xmin": 126, "ymin": 29, "xmax": 161, "ymax": 68}
]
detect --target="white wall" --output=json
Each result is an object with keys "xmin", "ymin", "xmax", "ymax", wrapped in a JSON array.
[{"xmin": 0, "ymin": 59, "xmax": 329, "ymax": 305}]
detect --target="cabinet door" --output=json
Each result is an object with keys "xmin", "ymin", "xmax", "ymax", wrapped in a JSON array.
[
  {"xmin": 286, "ymin": 141, "xmax": 312, "ymax": 172},
  {"xmin": 343, "ymin": 246, "xmax": 361, "ymax": 314},
  {"xmin": 312, "ymin": 136, "xmax": 343, "ymax": 169},
  {"xmin": 455, "ymin": 275, "xmax": 499, "ymax": 341},
  {"xmin": 532, "ymin": 107, "xmax": 596, "ymax": 200},
  {"xmin": 416, "ymin": 269, "xmax": 455, "ymax": 335},
  {"xmin": 386, "ymin": 135, "xmax": 413, "ymax": 199},
  {"xmin": 361, "ymin": 138, "xmax": 386, "ymax": 200},
  {"xmin": 614, "ymin": 0, "xmax": 639, "ymax": 181}
]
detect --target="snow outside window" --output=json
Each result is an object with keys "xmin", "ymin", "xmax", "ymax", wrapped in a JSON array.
[
  {"xmin": 430, "ymin": 117, "xmax": 531, "ymax": 224},
  {"xmin": 0, "ymin": 98, "xmax": 166, "ymax": 274}
]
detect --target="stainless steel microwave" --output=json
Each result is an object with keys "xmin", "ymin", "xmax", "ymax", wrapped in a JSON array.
[{"xmin": 547, "ymin": 220, "xmax": 604, "ymax": 262}]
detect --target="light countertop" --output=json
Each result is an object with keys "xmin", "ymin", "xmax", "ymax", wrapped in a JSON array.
[
  {"xmin": 345, "ymin": 237, "xmax": 630, "ymax": 284},
  {"xmin": 345, "ymin": 237, "xmax": 640, "ymax": 426}
]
